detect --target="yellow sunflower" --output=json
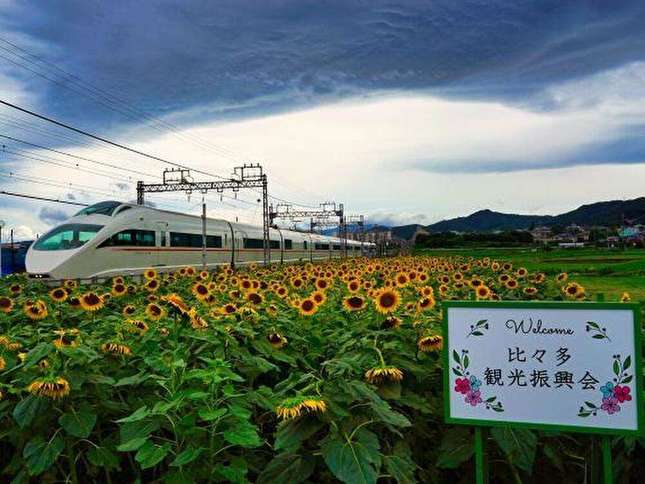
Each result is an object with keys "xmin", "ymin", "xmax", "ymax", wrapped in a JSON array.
[
  {"xmin": 373, "ymin": 289, "xmax": 400, "ymax": 314},
  {"xmin": 79, "ymin": 292, "xmax": 104, "ymax": 312},
  {"xmin": 27, "ymin": 377, "xmax": 70, "ymax": 399},
  {"xmin": 418, "ymin": 335, "xmax": 443, "ymax": 353},
  {"xmin": 112, "ymin": 283, "xmax": 128, "ymax": 297},
  {"xmin": 101, "ymin": 342, "xmax": 132, "ymax": 356},
  {"xmin": 0, "ymin": 296, "xmax": 13, "ymax": 314},
  {"xmin": 146, "ymin": 302, "xmax": 165, "ymax": 320},
  {"xmin": 298, "ymin": 298, "xmax": 318, "ymax": 316},
  {"xmin": 144, "ymin": 268, "xmax": 157, "ymax": 280},
  {"xmin": 276, "ymin": 396, "xmax": 327, "ymax": 420},
  {"xmin": 267, "ymin": 333, "xmax": 287, "ymax": 349},
  {"xmin": 49, "ymin": 287, "xmax": 68, "ymax": 303},
  {"xmin": 24, "ymin": 300, "xmax": 48, "ymax": 320},
  {"xmin": 365, "ymin": 366, "xmax": 404, "ymax": 384}
]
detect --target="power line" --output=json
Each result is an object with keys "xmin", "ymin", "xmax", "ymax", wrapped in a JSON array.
[
  {"xmin": 0, "ymin": 133, "xmax": 158, "ymax": 179},
  {"xmin": 0, "ymin": 37, "xmax": 246, "ymax": 163},
  {"xmin": 0, "ymin": 98, "xmax": 204, "ymax": 174},
  {"xmin": 0, "ymin": 190, "xmax": 88, "ymax": 206},
  {"xmin": 0, "ymin": 39, "xmax": 325, "ymax": 209},
  {"xmin": 1, "ymin": 147, "xmax": 135, "ymax": 184}
]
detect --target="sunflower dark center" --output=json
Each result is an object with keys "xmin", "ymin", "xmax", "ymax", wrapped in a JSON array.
[
  {"xmin": 380, "ymin": 293, "xmax": 395, "ymax": 308},
  {"xmin": 302, "ymin": 300, "xmax": 314, "ymax": 311}
]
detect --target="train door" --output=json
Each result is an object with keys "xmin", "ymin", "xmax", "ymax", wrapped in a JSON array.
[
  {"xmin": 155, "ymin": 221, "xmax": 169, "ymax": 269},
  {"xmin": 234, "ymin": 228, "xmax": 247, "ymax": 264}
]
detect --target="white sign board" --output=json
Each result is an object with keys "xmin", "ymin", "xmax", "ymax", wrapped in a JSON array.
[{"xmin": 443, "ymin": 302, "xmax": 643, "ymax": 435}]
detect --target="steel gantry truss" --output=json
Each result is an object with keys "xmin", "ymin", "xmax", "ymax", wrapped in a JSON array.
[
  {"xmin": 269, "ymin": 201, "xmax": 350, "ymax": 256},
  {"xmin": 136, "ymin": 163, "xmax": 271, "ymax": 265}
]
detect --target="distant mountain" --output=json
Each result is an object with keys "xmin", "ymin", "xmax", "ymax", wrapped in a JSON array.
[{"xmin": 423, "ymin": 197, "xmax": 645, "ymax": 233}]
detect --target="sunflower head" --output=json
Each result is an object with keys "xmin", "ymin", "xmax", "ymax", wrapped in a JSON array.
[
  {"xmin": 298, "ymin": 298, "xmax": 318, "ymax": 316},
  {"xmin": 143, "ymin": 278, "xmax": 159, "ymax": 292},
  {"xmin": 80, "ymin": 292, "xmax": 104, "ymax": 312},
  {"xmin": 146, "ymin": 303, "xmax": 165, "ymax": 321},
  {"xmin": 373, "ymin": 289, "xmax": 400, "ymax": 314},
  {"xmin": 418, "ymin": 335, "xmax": 443, "ymax": 353},
  {"xmin": 276, "ymin": 395, "xmax": 327, "ymax": 420},
  {"xmin": 0, "ymin": 296, "xmax": 13, "ymax": 314},
  {"xmin": 475, "ymin": 285, "xmax": 491, "ymax": 300},
  {"xmin": 563, "ymin": 282, "xmax": 585, "ymax": 299},
  {"xmin": 365, "ymin": 366, "xmax": 404, "ymax": 384},
  {"xmin": 312, "ymin": 291, "xmax": 326, "ymax": 305},
  {"xmin": 112, "ymin": 283, "xmax": 128, "ymax": 297},
  {"xmin": 192, "ymin": 282, "xmax": 210, "ymax": 301},
  {"xmin": 127, "ymin": 319, "xmax": 149, "ymax": 334},
  {"xmin": 381, "ymin": 316, "xmax": 402, "ymax": 329},
  {"xmin": 24, "ymin": 300, "xmax": 48, "ymax": 320},
  {"xmin": 49, "ymin": 287, "xmax": 68, "ymax": 303},
  {"xmin": 101, "ymin": 342, "xmax": 132, "ymax": 356},
  {"xmin": 246, "ymin": 292, "xmax": 263, "ymax": 305},
  {"xmin": 27, "ymin": 377, "xmax": 70, "ymax": 399},
  {"xmin": 144, "ymin": 268, "xmax": 158, "ymax": 280},
  {"xmin": 267, "ymin": 332, "xmax": 287, "ymax": 349}
]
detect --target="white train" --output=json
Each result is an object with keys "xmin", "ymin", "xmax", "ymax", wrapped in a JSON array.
[{"xmin": 26, "ymin": 201, "xmax": 373, "ymax": 280}]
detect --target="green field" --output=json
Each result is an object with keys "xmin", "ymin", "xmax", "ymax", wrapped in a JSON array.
[{"xmin": 415, "ymin": 246, "xmax": 645, "ymax": 303}]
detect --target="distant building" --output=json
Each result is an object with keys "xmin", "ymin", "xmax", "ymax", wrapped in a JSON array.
[{"xmin": 531, "ymin": 226, "xmax": 552, "ymax": 243}]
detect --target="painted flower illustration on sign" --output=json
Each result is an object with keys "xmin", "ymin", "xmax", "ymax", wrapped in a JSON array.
[
  {"xmin": 578, "ymin": 354, "xmax": 633, "ymax": 418},
  {"xmin": 452, "ymin": 349, "xmax": 503, "ymax": 412}
]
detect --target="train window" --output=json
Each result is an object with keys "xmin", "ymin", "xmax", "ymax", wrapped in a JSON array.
[
  {"xmin": 74, "ymin": 201, "xmax": 121, "ymax": 217},
  {"xmin": 99, "ymin": 229, "xmax": 156, "ymax": 248},
  {"xmin": 284, "ymin": 239, "xmax": 293, "ymax": 250},
  {"xmin": 315, "ymin": 243, "xmax": 330, "ymax": 250},
  {"xmin": 33, "ymin": 224, "xmax": 104, "ymax": 251},
  {"xmin": 207, "ymin": 236, "xmax": 223, "ymax": 248},
  {"xmin": 271, "ymin": 240, "xmax": 280, "ymax": 249},
  {"xmin": 333, "ymin": 244, "xmax": 342, "ymax": 251},
  {"xmin": 303, "ymin": 241, "xmax": 308, "ymax": 250},
  {"xmin": 115, "ymin": 206, "xmax": 132, "ymax": 216},
  {"xmin": 170, "ymin": 232, "xmax": 222, "ymax": 248},
  {"xmin": 243, "ymin": 238, "xmax": 263, "ymax": 249}
]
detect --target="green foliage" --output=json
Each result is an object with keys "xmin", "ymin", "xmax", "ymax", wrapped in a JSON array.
[{"xmin": 0, "ymin": 255, "xmax": 640, "ymax": 482}]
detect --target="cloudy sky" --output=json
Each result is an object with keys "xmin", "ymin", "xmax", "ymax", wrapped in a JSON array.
[{"xmin": 1, "ymin": 0, "xmax": 644, "ymax": 239}]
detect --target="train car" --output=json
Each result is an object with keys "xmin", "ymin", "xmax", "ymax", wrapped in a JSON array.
[{"xmin": 25, "ymin": 201, "xmax": 372, "ymax": 280}]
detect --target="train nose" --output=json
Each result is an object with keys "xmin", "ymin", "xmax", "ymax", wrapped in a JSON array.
[{"xmin": 25, "ymin": 248, "xmax": 70, "ymax": 278}]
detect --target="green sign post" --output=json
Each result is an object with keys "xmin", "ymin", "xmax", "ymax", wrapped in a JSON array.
[{"xmin": 442, "ymin": 301, "xmax": 643, "ymax": 483}]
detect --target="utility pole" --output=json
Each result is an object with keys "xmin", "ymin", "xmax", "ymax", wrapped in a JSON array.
[
  {"xmin": 10, "ymin": 229, "xmax": 14, "ymax": 271},
  {"xmin": 136, "ymin": 163, "xmax": 272, "ymax": 266},
  {"xmin": 201, "ymin": 195, "xmax": 207, "ymax": 270},
  {"xmin": 0, "ymin": 220, "xmax": 4, "ymax": 277}
]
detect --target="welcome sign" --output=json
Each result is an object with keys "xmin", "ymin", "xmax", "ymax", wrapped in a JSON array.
[{"xmin": 443, "ymin": 301, "xmax": 643, "ymax": 435}]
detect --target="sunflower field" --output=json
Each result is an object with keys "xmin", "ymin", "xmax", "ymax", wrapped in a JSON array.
[{"xmin": 0, "ymin": 256, "xmax": 642, "ymax": 483}]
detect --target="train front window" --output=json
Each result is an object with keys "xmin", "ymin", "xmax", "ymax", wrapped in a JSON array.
[
  {"xmin": 74, "ymin": 201, "xmax": 122, "ymax": 217},
  {"xmin": 33, "ymin": 224, "xmax": 104, "ymax": 251}
]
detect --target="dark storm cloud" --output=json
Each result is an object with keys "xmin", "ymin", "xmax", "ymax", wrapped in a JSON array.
[
  {"xmin": 1, "ymin": 1, "xmax": 645, "ymax": 173},
  {"xmin": 2, "ymin": 1, "xmax": 645, "ymax": 127},
  {"xmin": 38, "ymin": 206, "xmax": 71, "ymax": 225}
]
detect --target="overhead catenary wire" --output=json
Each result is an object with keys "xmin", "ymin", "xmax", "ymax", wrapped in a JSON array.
[
  {"xmin": 0, "ymin": 37, "xmax": 326, "ymax": 209},
  {"xmin": 0, "ymin": 189, "xmax": 88, "ymax": 206},
  {"xmin": 0, "ymin": 133, "xmax": 158, "ymax": 179},
  {"xmin": 0, "ymin": 37, "xmax": 245, "ymax": 163}
]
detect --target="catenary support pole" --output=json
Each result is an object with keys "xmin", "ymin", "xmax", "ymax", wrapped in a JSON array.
[{"xmin": 201, "ymin": 198, "xmax": 207, "ymax": 271}]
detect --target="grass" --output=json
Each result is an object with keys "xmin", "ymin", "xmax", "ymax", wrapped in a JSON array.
[{"xmin": 415, "ymin": 246, "xmax": 645, "ymax": 303}]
